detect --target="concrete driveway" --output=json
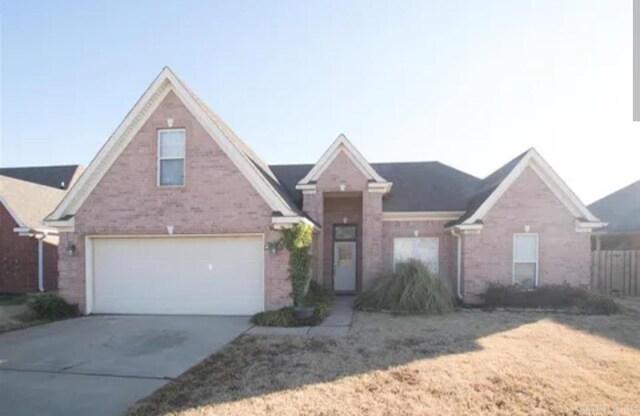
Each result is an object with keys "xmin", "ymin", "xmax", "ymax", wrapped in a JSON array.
[{"xmin": 0, "ymin": 315, "xmax": 251, "ymax": 416}]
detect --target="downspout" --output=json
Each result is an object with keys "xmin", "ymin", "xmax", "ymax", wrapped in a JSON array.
[
  {"xmin": 36, "ymin": 236, "xmax": 44, "ymax": 292},
  {"xmin": 450, "ymin": 229, "xmax": 462, "ymax": 300}
]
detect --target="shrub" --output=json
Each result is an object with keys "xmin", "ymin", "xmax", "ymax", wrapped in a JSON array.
[
  {"xmin": 354, "ymin": 259, "xmax": 453, "ymax": 314},
  {"xmin": 28, "ymin": 294, "xmax": 79, "ymax": 320},
  {"xmin": 251, "ymin": 307, "xmax": 297, "ymax": 326},
  {"xmin": 251, "ymin": 281, "xmax": 333, "ymax": 327},
  {"xmin": 304, "ymin": 281, "xmax": 333, "ymax": 320},
  {"xmin": 483, "ymin": 284, "xmax": 621, "ymax": 315}
]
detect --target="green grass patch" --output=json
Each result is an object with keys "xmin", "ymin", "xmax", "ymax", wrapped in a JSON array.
[
  {"xmin": 252, "ymin": 281, "xmax": 333, "ymax": 327},
  {"xmin": 0, "ymin": 294, "xmax": 29, "ymax": 306},
  {"xmin": 483, "ymin": 284, "xmax": 621, "ymax": 315},
  {"xmin": 354, "ymin": 259, "xmax": 453, "ymax": 314}
]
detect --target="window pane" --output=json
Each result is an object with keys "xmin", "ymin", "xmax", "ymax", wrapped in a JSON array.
[
  {"xmin": 160, "ymin": 159, "xmax": 184, "ymax": 186},
  {"xmin": 337, "ymin": 244, "xmax": 354, "ymax": 266},
  {"xmin": 335, "ymin": 226, "xmax": 356, "ymax": 241},
  {"xmin": 514, "ymin": 234, "xmax": 537, "ymax": 262},
  {"xmin": 159, "ymin": 131, "xmax": 185, "ymax": 158},
  {"xmin": 514, "ymin": 263, "xmax": 536, "ymax": 289},
  {"xmin": 393, "ymin": 237, "xmax": 439, "ymax": 273}
]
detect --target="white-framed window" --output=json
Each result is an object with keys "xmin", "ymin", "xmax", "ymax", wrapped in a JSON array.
[
  {"xmin": 393, "ymin": 237, "xmax": 439, "ymax": 274},
  {"xmin": 158, "ymin": 129, "xmax": 185, "ymax": 187},
  {"xmin": 513, "ymin": 233, "xmax": 538, "ymax": 289}
]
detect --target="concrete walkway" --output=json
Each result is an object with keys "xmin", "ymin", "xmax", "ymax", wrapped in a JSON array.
[{"xmin": 247, "ymin": 296, "xmax": 354, "ymax": 336}]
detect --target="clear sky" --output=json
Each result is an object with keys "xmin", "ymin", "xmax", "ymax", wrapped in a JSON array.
[{"xmin": 1, "ymin": 0, "xmax": 637, "ymax": 204}]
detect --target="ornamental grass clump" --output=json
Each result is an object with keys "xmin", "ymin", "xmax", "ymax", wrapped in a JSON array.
[{"xmin": 354, "ymin": 259, "xmax": 453, "ymax": 314}]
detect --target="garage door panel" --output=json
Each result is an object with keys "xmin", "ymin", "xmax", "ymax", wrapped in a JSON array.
[{"xmin": 92, "ymin": 236, "xmax": 264, "ymax": 315}]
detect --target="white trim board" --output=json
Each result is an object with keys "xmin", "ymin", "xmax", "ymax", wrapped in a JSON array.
[
  {"xmin": 271, "ymin": 216, "xmax": 320, "ymax": 230},
  {"xmin": 382, "ymin": 211, "xmax": 464, "ymax": 221},
  {"xmin": 46, "ymin": 67, "xmax": 296, "ymax": 225},
  {"xmin": 296, "ymin": 134, "xmax": 389, "ymax": 188},
  {"xmin": 462, "ymin": 148, "xmax": 600, "ymax": 225}
]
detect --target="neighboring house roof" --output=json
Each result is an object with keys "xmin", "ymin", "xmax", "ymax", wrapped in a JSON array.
[
  {"xmin": 0, "ymin": 165, "xmax": 82, "ymax": 190},
  {"xmin": 0, "ymin": 175, "xmax": 67, "ymax": 231},
  {"xmin": 588, "ymin": 180, "xmax": 640, "ymax": 234},
  {"xmin": 270, "ymin": 161, "xmax": 481, "ymax": 212}
]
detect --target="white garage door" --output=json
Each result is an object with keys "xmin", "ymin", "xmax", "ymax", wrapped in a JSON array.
[{"xmin": 91, "ymin": 236, "xmax": 264, "ymax": 315}]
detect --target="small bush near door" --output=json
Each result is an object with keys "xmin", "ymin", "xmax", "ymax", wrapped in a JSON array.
[
  {"xmin": 252, "ymin": 281, "xmax": 333, "ymax": 327},
  {"xmin": 354, "ymin": 259, "xmax": 453, "ymax": 314},
  {"xmin": 28, "ymin": 294, "xmax": 79, "ymax": 321},
  {"xmin": 483, "ymin": 284, "xmax": 621, "ymax": 315}
]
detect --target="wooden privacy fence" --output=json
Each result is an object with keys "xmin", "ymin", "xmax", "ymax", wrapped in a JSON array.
[{"xmin": 591, "ymin": 250, "xmax": 640, "ymax": 296}]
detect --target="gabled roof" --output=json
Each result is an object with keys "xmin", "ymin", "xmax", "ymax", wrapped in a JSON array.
[
  {"xmin": 0, "ymin": 175, "xmax": 67, "ymax": 231},
  {"xmin": 447, "ymin": 148, "xmax": 600, "ymax": 228},
  {"xmin": 46, "ymin": 67, "xmax": 299, "ymax": 223},
  {"xmin": 296, "ymin": 134, "xmax": 389, "ymax": 187},
  {"xmin": 588, "ymin": 180, "xmax": 640, "ymax": 234},
  {"xmin": 270, "ymin": 161, "xmax": 481, "ymax": 212},
  {"xmin": 0, "ymin": 165, "xmax": 82, "ymax": 190}
]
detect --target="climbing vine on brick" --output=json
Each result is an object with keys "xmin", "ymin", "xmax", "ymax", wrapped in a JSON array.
[{"xmin": 280, "ymin": 223, "xmax": 313, "ymax": 306}]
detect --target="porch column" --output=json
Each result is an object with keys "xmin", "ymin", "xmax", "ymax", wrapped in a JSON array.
[
  {"xmin": 362, "ymin": 190, "xmax": 383, "ymax": 288},
  {"xmin": 302, "ymin": 190, "xmax": 324, "ymax": 286}
]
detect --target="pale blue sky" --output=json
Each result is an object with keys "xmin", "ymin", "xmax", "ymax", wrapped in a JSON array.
[{"xmin": 1, "ymin": 0, "xmax": 637, "ymax": 203}]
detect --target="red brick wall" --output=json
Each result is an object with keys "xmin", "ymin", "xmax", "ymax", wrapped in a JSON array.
[
  {"xmin": 462, "ymin": 167, "xmax": 591, "ymax": 302},
  {"xmin": 316, "ymin": 152, "xmax": 369, "ymax": 192},
  {"xmin": 305, "ymin": 150, "xmax": 385, "ymax": 291},
  {"xmin": 362, "ymin": 191, "xmax": 384, "ymax": 287},
  {"xmin": 58, "ymin": 91, "xmax": 290, "ymax": 312},
  {"xmin": 0, "ymin": 204, "xmax": 59, "ymax": 293},
  {"xmin": 381, "ymin": 220, "xmax": 457, "ymax": 292}
]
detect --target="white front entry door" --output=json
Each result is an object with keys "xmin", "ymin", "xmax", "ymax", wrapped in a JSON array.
[
  {"xmin": 334, "ymin": 241, "xmax": 357, "ymax": 292},
  {"xmin": 91, "ymin": 236, "xmax": 264, "ymax": 315}
]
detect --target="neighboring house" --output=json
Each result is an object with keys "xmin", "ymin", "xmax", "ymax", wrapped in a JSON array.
[
  {"xmin": 588, "ymin": 180, "xmax": 640, "ymax": 250},
  {"xmin": 44, "ymin": 68, "xmax": 604, "ymax": 315},
  {"xmin": 0, "ymin": 165, "xmax": 82, "ymax": 293}
]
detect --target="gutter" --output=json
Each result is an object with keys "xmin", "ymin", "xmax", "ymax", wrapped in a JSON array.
[
  {"xmin": 13, "ymin": 227, "xmax": 55, "ymax": 293},
  {"xmin": 450, "ymin": 229, "xmax": 463, "ymax": 300},
  {"xmin": 36, "ymin": 236, "xmax": 44, "ymax": 292}
]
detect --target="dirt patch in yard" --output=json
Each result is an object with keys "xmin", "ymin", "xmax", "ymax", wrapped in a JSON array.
[
  {"xmin": 0, "ymin": 303, "xmax": 38, "ymax": 333},
  {"xmin": 126, "ymin": 307, "xmax": 640, "ymax": 416}
]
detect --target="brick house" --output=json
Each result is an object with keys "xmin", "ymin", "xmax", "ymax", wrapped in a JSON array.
[
  {"xmin": 44, "ymin": 68, "xmax": 604, "ymax": 315},
  {"xmin": 588, "ymin": 180, "xmax": 640, "ymax": 250},
  {"xmin": 0, "ymin": 166, "xmax": 82, "ymax": 293}
]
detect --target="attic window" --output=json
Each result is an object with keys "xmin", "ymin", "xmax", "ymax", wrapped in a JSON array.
[{"xmin": 158, "ymin": 129, "xmax": 185, "ymax": 187}]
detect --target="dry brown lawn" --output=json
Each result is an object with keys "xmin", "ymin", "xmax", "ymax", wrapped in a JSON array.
[{"xmin": 126, "ymin": 304, "xmax": 640, "ymax": 416}]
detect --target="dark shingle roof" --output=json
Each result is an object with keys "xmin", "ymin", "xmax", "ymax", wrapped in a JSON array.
[
  {"xmin": 269, "ymin": 162, "xmax": 482, "ymax": 212},
  {"xmin": 0, "ymin": 165, "xmax": 81, "ymax": 190},
  {"xmin": 446, "ymin": 150, "xmax": 529, "ymax": 226},
  {"xmin": 588, "ymin": 180, "xmax": 640, "ymax": 234}
]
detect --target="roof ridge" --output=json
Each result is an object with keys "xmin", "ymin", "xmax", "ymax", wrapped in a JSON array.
[
  {"xmin": 0, "ymin": 164, "xmax": 80, "ymax": 169},
  {"xmin": 173, "ymin": 73, "xmax": 279, "ymax": 181}
]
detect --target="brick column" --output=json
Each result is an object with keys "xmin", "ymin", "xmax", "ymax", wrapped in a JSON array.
[
  {"xmin": 302, "ymin": 190, "xmax": 324, "ymax": 287},
  {"xmin": 362, "ymin": 190, "xmax": 383, "ymax": 288}
]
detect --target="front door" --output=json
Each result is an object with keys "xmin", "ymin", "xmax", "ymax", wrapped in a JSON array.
[{"xmin": 333, "ymin": 225, "xmax": 357, "ymax": 293}]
